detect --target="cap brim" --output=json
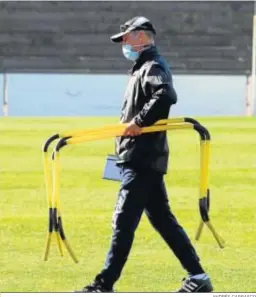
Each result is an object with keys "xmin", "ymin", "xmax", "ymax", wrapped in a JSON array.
[{"xmin": 110, "ymin": 31, "xmax": 127, "ymax": 43}]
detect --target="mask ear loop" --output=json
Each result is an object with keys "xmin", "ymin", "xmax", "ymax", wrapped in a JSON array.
[{"xmin": 127, "ymin": 31, "xmax": 154, "ymax": 52}]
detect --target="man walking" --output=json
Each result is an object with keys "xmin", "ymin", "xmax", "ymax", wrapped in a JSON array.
[{"xmin": 77, "ymin": 16, "xmax": 213, "ymax": 293}]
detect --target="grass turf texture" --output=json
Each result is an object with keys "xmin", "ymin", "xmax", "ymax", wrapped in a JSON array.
[{"xmin": 0, "ymin": 116, "xmax": 256, "ymax": 292}]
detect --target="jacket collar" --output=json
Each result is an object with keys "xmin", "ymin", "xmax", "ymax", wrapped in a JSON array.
[{"xmin": 129, "ymin": 45, "xmax": 158, "ymax": 73}]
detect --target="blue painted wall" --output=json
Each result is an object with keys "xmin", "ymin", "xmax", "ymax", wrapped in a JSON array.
[{"xmin": 0, "ymin": 74, "xmax": 246, "ymax": 117}]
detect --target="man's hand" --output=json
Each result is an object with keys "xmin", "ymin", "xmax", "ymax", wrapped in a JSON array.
[{"xmin": 123, "ymin": 120, "xmax": 142, "ymax": 137}]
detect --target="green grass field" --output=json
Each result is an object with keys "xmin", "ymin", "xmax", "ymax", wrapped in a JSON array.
[{"xmin": 1, "ymin": 116, "xmax": 256, "ymax": 292}]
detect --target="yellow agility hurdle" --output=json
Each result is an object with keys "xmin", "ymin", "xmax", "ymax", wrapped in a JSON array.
[
  {"xmin": 42, "ymin": 117, "xmax": 224, "ymax": 263},
  {"xmin": 42, "ymin": 118, "xmax": 196, "ymax": 262},
  {"xmin": 197, "ymin": 139, "xmax": 224, "ymax": 247}
]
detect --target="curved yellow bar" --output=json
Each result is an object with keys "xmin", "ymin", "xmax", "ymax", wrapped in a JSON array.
[
  {"xmin": 60, "ymin": 118, "xmax": 186, "ymax": 138},
  {"xmin": 44, "ymin": 232, "xmax": 52, "ymax": 261},
  {"xmin": 43, "ymin": 153, "xmax": 52, "ymax": 208},
  {"xmin": 55, "ymin": 231, "xmax": 64, "ymax": 256},
  {"xmin": 196, "ymin": 140, "xmax": 225, "ymax": 248},
  {"xmin": 200, "ymin": 140, "xmax": 210, "ymax": 198},
  {"xmin": 66, "ymin": 123, "xmax": 194, "ymax": 146},
  {"xmin": 62, "ymin": 239, "xmax": 79, "ymax": 263},
  {"xmin": 52, "ymin": 152, "xmax": 60, "ymax": 209}
]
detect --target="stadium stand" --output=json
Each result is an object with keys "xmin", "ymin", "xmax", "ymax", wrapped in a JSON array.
[{"xmin": 0, "ymin": 1, "xmax": 253, "ymax": 74}]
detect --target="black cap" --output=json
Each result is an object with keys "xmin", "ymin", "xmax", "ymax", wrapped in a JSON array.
[{"xmin": 110, "ymin": 16, "xmax": 156, "ymax": 43}]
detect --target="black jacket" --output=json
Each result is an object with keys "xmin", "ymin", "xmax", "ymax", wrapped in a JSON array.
[{"xmin": 115, "ymin": 45, "xmax": 177, "ymax": 173}]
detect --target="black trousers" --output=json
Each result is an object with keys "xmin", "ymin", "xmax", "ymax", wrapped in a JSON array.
[{"xmin": 95, "ymin": 163, "xmax": 204, "ymax": 289}]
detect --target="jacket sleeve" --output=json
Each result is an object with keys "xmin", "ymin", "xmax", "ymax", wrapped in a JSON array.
[{"xmin": 133, "ymin": 64, "xmax": 177, "ymax": 127}]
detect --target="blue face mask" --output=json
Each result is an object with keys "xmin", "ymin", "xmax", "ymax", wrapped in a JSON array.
[{"xmin": 122, "ymin": 44, "xmax": 139, "ymax": 61}]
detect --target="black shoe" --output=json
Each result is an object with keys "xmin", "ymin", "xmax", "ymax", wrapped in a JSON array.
[
  {"xmin": 177, "ymin": 275, "xmax": 213, "ymax": 292},
  {"xmin": 75, "ymin": 280, "xmax": 113, "ymax": 293}
]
